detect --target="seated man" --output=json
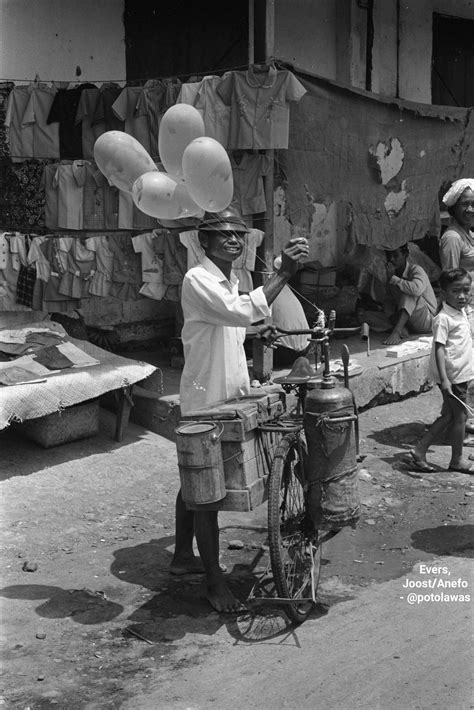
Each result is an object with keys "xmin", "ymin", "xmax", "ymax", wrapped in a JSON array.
[{"xmin": 357, "ymin": 244, "xmax": 437, "ymax": 345}]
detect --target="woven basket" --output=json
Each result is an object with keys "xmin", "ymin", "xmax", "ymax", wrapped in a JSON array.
[{"xmin": 19, "ymin": 399, "xmax": 100, "ymax": 448}]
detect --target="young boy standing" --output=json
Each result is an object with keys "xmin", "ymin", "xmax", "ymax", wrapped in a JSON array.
[{"xmin": 410, "ymin": 268, "xmax": 474, "ymax": 474}]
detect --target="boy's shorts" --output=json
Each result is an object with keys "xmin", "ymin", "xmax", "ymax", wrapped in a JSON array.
[{"xmin": 439, "ymin": 381, "xmax": 468, "ymax": 403}]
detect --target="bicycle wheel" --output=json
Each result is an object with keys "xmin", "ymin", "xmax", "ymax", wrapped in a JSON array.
[{"xmin": 268, "ymin": 432, "xmax": 321, "ymax": 624}]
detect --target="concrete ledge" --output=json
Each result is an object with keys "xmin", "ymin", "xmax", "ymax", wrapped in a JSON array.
[{"xmin": 127, "ymin": 333, "xmax": 436, "ymax": 441}]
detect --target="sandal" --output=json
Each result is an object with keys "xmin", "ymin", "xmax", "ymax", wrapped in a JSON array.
[
  {"xmin": 448, "ymin": 464, "xmax": 474, "ymax": 475},
  {"xmin": 406, "ymin": 451, "xmax": 436, "ymax": 473}
]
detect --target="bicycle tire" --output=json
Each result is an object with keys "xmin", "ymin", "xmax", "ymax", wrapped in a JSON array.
[{"xmin": 268, "ymin": 432, "xmax": 321, "ymax": 624}]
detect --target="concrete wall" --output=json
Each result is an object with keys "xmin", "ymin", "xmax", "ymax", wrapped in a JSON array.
[
  {"xmin": 0, "ymin": 0, "xmax": 125, "ymax": 83},
  {"xmin": 398, "ymin": 0, "xmax": 474, "ymax": 102},
  {"xmin": 273, "ymin": 0, "xmax": 338, "ymax": 78}
]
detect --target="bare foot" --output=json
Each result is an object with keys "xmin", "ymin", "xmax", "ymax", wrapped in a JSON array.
[
  {"xmin": 204, "ymin": 579, "xmax": 245, "ymax": 613},
  {"xmin": 170, "ymin": 554, "xmax": 205, "ymax": 576},
  {"xmin": 383, "ymin": 332, "xmax": 402, "ymax": 345}
]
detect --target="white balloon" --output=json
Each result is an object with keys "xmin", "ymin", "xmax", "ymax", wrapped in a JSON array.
[
  {"xmin": 93, "ymin": 131, "xmax": 157, "ymax": 193},
  {"xmin": 132, "ymin": 171, "xmax": 203, "ymax": 220},
  {"xmin": 182, "ymin": 137, "xmax": 233, "ymax": 212},
  {"xmin": 158, "ymin": 104, "xmax": 205, "ymax": 181}
]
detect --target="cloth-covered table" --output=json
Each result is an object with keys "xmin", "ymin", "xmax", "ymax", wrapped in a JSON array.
[{"xmin": 0, "ymin": 321, "xmax": 156, "ymax": 430}]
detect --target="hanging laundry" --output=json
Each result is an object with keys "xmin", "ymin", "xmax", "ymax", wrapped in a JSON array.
[
  {"xmin": 176, "ymin": 80, "xmax": 201, "ymax": 107},
  {"xmin": 136, "ymin": 78, "xmax": 182, "ymax": 156},
  {"xmin": 111, "ymin": 86, "xmax": 152, "ymax": 154},
  {"xmin": 27, "ymin": 235, "xmax": 50, "ymax": 310},
  {"xmin": 0, "ymin": 232, "xmax": 31, "ymax": 312},
  {"xmin": 84, "ymin": 234, "xmax": 115, "ymax": 297},
  {"xmin": 47, "ymin": 83, "xmax": 97, "ymax": 159},
  {"xmin": 230, "ymin": 150, "xmax": 272, "ymax": 216},
  {"xmin": 179, "ymin": 230, "xmax": 205, "ymax": 270},
  {"xmin": 38, "ymin": 237, "xmax": 80, "ymax": 312},
  {"xmin": 21, "ymin": 85, "xmax": 60, "ymax": 159},
  {"xmin": 91, "ymin": 83, "xmax": 124, "ymax": 132},
  {"xmin": 12, "ymin": 234, "xmax": 37, "ymax": 308},
  {"xmin": 58, "ymin": 236, "xmax": 96, "ymax": 299},
  {"xmin": 118, "ymin": 190, "xmax": 158, "ymax": 231},
  {"xmin": 217, "ymin": 67, "xmax": 307, "ymax": 150},
  {"xmin": 195, "ymin": 74, "xmax": 231, "ymax": 146},
  {"xmin": 0, "ymin": 82, "xmax": 14, "ymax": 158},
  {"xmin": 108, "ymin": 232, "xmax": 142, "ymax": 300},
  {"xmin": 132, "ymin": 230, "xmax": 168, "ymax": 300},
  {"xmin": 82, "ymin": 162, "xmax": 119, "ymax": 230},
  {"xmin": 4, "ymin": 85, "xmax": 35, "ymax": 161},
  {"xmin": 54, "ymin": 160, "xmax": 88, "ymax": 230},
  {"xmin": 75, "ymin": 87, "xmax": 105, "ymax": 161}
]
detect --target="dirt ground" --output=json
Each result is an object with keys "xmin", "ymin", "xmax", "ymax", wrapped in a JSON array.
[{"xmin": 0, "ymin": 386, "xmax": 473, "ymax": 709}]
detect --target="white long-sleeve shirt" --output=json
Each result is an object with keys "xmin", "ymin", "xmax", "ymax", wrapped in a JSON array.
[{"xmin": 179, "ymin": 256, "xmax": 271, "ymax": 415}]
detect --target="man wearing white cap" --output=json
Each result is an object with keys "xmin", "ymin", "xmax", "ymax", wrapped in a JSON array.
[{"xmin": 171, "ymin": 206, "xmax": 309, "ymax": 612}]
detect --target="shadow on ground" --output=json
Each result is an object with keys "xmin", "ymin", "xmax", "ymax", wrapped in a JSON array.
[
  {"xmin": 411, "ymin": 524, "xmax": 474, "ymax": 557},
  {"xmin": 0, "ymin": 584, "xmax": 124, "ymax": 623},
  {"xmin": 109, "ymin": 536, "xmax": 335, "ymax": 644},
  {"xmin": 0, "ymin": 410, "xmax": 149, "ymax": 482}
]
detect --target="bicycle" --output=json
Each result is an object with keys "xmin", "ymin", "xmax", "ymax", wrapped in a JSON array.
[{"xmin": 249, "ymin": 317, "xmax": 369, "ymax": 624}]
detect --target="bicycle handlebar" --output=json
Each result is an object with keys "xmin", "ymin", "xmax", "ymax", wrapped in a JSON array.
[{"xmin": 260, "ymin": 322, "xmax": 369, "ymax": 342}]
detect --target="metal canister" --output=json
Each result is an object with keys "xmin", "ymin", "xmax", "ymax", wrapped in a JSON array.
[{"xmin": 303, "ymin": 377, "xmax": 360, "ymax": 529}]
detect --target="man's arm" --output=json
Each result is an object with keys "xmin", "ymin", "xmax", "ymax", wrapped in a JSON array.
[
  {"xmin": 262, "ymin": 238, "xmax": 309, "ymax": 306},
  {"xmin": 389, "ymin": 264, "xmax": 428, "ymax": 297}
]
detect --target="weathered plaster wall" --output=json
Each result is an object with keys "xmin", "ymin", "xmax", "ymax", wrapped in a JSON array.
[
  {"xmin": 273, "ymin": 0, "xmax": 338, "ymax": 78},
  {"xmin": 0, "ymin": 0, "xmax": 125, "ymax": 83},
  {"xmin": 365, "ymin": 0, "xmax": 474, "ymax": 102}
]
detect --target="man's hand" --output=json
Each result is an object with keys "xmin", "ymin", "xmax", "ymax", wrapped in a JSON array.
[
  {"xmin": 278, "ymin": 237, "xmax": 309, "ymax": 276},
  {"xmin": 385, "ymin": 261, "xmax": 396, "ymax": 281}
]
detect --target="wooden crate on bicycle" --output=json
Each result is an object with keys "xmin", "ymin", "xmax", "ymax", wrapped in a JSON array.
[{"xmin": 180, "ymin": 390, "xmax": 286, "ymax": 512}]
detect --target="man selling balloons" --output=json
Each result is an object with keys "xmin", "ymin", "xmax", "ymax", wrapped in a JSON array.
[{"xmin": 94, "ymin": 107, "xmax": 309, "ymax": 612}]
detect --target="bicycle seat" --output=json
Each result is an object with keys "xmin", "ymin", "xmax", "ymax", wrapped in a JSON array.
[{"xmin": 273, "ymin": 356, "xmax": 315, "ymax": 384}]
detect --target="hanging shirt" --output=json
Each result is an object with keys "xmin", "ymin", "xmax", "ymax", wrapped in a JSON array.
[
  {"xmin": 75, "ymin": 87, "xmax": 104, "ymax": 160},
  {"xmin": 54, "ymin": 161, "xmax": 88, "ymax": 230},
  {"xmin": 91, "ymin": 83, "xmax": 124, "ymax": 132},
  {"xmin": 176, "ymin": 81, "xmax": 201, "ymax": 107},
  {"xmin": 179, "ymin": 230, "xmax": 205, "ymax": 270},
  {"xmin": 230, "ymin": 151, "xmax": 272, "ymax": 215},
  {"xmin": 118, "ymin": 190, "xmax": 158, "ymax": 231},
  {"xmin": 22, "ymin": 85, "xmax": 60, "ymax": 159},
  {"xmin": 111, "ymin": 86, "xmax": 152, "ymax": 154},
  {"xmin": 42, "ymin": 162, "xmax": 59, "ymax": 229},
  {"xmin": 179, "ymin": 255, "xmax": 271, "ymax": 414},
  {"xmin": 108, "ymin": 232, "xmax": 142, "ymax": 300},
  {"xmin": 58, "ymin": 237, "xmax": 96, "ymax": 299},
  {"xmin": 136, "ymin": 78, "xmax": 182, "ymax": 156},
  {"xmin": 0, "ymin": 232, "xmax": 31, "ymax": 312},
  {"xmin": 132, "ymin": 231, "xmax": 168, "ymax": 300},
  {"xmin": 217, "ymin": 67, "xmax": 307, "ymax": 149},
  {"xmin": 84, "ymin": 234, "xmax": 115, "ymax": 297},
  {"xmin": 47, "ymin": 83, "xmax": 97, "ymax": 159},
  {"xmin": 194, "ymin": 74, "xmax": 231, "ymax": 147},
  {"xmin": 4, "ymin": 85, "xmax": 34, "ymax": 161}
]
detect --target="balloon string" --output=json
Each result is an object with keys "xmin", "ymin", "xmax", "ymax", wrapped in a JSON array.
[{"xmin": 252, "ymin": 250, "xmax": 326, "ymax": 315}]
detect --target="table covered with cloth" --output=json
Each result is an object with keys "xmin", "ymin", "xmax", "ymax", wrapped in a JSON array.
[{"xmin": 0, "ymin": 321, "xmax": 156, "ymax": 430}]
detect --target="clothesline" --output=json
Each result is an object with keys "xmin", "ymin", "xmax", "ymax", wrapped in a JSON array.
[{"xmin": 0, "ymin": 57, "xmax": 280, "ymax": 86}]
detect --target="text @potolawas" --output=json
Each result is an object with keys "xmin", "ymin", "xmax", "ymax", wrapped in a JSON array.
[{"xmin": 400, "ymin": 563, "xmax": 471, "ymax": 604}]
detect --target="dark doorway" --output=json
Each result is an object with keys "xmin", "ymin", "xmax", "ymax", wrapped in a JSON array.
[
  {"xmin": 124, "ymin": 0, "xmax": 249, "ymax": 81},
  {"xmin": 431, "ymin": 13, "xmax": 474, "ymax": 107}
]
